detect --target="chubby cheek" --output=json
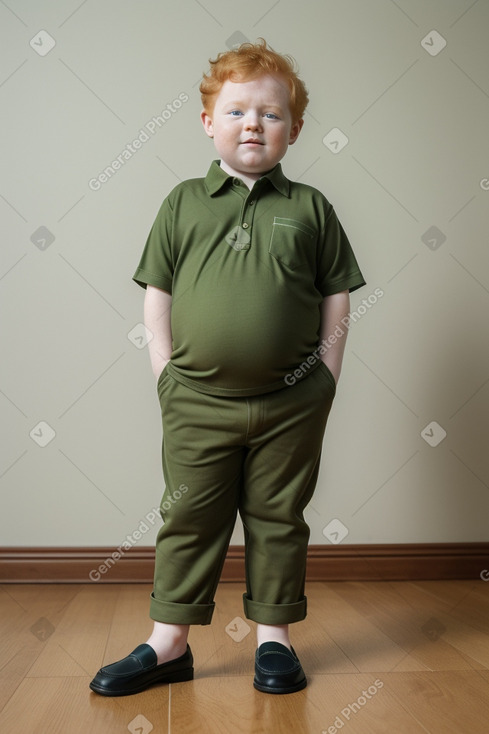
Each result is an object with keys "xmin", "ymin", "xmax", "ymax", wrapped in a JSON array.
[
  {"xmin": 215, "ymin": 127, "xmax": 237, "ymax": 147},
  {"xmin": 211, "ymin": 129, "xmax": 233, "ymax": 154},
  {"xmin": 270, "ymin": 130, "xmax": 290, "ymax": 154}
]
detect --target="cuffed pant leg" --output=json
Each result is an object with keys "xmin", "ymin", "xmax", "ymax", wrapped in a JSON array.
[
  {"xmin": 151, "ymin": 374, "xmax": 246, "ymax": 625},
  {"xmin": 240, "ymin": 363, "xmax": 336, "ymax": 625},
  {"xmin": 242, "ymin": 595, "xmax": 307, "ymax": 625},
  {"xmin": 149, "ymin": 595, "xmax": 215, "ymax": 626}
]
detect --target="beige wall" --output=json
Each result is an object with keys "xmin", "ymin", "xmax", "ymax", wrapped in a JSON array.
[{"xmin": 1, "ymin": 0, "xmax": 488, "ymax": 548}]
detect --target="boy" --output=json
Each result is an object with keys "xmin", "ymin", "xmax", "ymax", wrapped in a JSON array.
[{"xmin": 90, "ymin": 39, "xmax": 365, "ymax": 697}]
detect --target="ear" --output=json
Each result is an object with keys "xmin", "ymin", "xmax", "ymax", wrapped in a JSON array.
[
  {"xmin": 289, "ymin": 118, "xmax": 304, "ymax": 145},
  {"xmin": 201, "ymin": 109, "xmax": 214, "ymax": 138}
]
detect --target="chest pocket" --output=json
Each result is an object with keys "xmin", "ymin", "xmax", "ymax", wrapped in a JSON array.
[{"xmin": 269, "ymin": 217, "xmax": 316, "ymax": 270}]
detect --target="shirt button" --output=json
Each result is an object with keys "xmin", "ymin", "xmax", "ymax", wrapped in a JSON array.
[
  {"xmin": 249, "ymin": 200, "xmax": 255, "ymax": 206},
  {"xmin": 242, "ymin": 222, "xmax": 249, "ymax": 229}
]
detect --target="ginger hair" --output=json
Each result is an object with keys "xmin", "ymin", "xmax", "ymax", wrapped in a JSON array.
[{"xmin": 200, "ymin": 38, "xmax": 309, "ymax": 123}]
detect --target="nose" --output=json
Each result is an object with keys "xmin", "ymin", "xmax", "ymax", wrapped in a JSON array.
[{"xmin": 244, "ymin": 112, "xmax": 262, "ymax": 131}]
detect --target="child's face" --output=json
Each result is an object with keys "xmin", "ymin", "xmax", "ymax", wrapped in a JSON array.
[{"xmin": 201, "ymin": 74, "xmax": 303, "ymax": 180}]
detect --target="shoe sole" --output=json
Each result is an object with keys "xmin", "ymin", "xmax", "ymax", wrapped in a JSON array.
[
  {"xmin": 253, "ymin": 677, "xmax": 307, "ymax": 695},
  {"xmin": 89, "ymin": 667, "xmax": 194, "ymax": 696}
]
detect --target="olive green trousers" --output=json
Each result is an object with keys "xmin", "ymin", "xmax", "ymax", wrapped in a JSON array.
[{"xmin": 149, "ymin": 361, "xmax": 336, "ymax": 626}]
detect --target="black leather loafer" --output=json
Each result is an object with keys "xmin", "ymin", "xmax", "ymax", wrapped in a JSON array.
[
  {"xmin": 253, "ymin": 641, "xmax": 307, "ymax": 694},
  {"xmin": 89, "ymin": 643, "xmax": 193, "ymax": 696}
]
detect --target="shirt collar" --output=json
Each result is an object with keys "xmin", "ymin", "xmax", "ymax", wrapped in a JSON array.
[{"xmin": 204, "ymin": 160, "xmax": 290, "ymax": 198}]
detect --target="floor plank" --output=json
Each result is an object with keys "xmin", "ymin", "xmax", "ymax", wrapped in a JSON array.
[
  {"xmin": 0, "ymin": 581, "xmax": 487, "ymax": 734},
  {"xmin": 330, "ymin": 580, "xmax": 487, "ymax": 671},
  {"xmin": 306, "ymin": 582, "xmax": 419, "ymax": 672},
  {"xmin": 0, "ymin": 584, "xmax": 81, "ymax": 710},
  {"xmin": 170, "ymin": 674, "xmax": 431, "ymax": 734},
  {"xmin": 383, "ymin": 670, "xmax": 489, "ymax": 734},
  {"xmin": 0, "ymin": 677, "xmax": 170, "ymax": 734},
  {"xmin": 28, "ymin": 585, "xmax": 122, "ymax": 678}
]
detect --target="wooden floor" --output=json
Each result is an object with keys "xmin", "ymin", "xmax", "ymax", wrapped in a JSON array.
[{"xmin": 1, "ymin": 580, "xmax": 488, "ymax": 733}]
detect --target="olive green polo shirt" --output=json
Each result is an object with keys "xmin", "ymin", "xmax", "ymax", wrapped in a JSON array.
[{"xmin": 133, "ymin": 160, "xmax": 366, "ymax": 396}]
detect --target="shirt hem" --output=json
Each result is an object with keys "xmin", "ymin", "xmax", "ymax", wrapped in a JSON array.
[{"xmin": 165, "ymin": 360, "xmax": 323, "ymax": 397}]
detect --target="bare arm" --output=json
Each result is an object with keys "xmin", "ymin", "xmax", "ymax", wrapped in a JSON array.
[
  {"xmin": 143, "ymin": 285, "xmax": 173, "ymax": 379},
  {"xmin": 319, "ymin": 290, "xmax": 350, "ymax": 384}
]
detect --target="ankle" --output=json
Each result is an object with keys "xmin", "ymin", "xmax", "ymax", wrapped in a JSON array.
[
  {"xmin": 145, "ymin": 622, "xmax": 189, "ymax": 664},
  {"xmin": 256, "ymin": 623, "xmax": 291, "ymax": 649}
]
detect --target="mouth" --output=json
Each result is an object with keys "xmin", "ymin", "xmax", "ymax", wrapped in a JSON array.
[{"xmin": 241, "ymin": 140, "xmax": 264, "ymax": 145}]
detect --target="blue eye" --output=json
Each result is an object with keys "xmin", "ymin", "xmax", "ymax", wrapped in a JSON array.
[
  {"xmin": 265, "ymin": 113, "xmax": 279, "ymax": 119},
  {"xmin": 229, "ymin": 110, "xmax": 243, "ymax": 116}
]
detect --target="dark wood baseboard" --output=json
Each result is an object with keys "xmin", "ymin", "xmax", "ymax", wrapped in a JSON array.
[{"xmin": 0, "ymin": 543, "xmax": 488, "ymax": 583}]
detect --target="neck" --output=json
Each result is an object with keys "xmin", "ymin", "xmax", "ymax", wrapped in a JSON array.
[{"xmin": 219, "ymin": 161, "xmax": 262, "ymax": 191}]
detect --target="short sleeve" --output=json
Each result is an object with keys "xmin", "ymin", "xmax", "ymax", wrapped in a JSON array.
[
  {"xmin": 316, "ymin": 206, "xmax": 366, "ymax": 296},
  {"xmin": 132, "ymin": 195, "xmax": 174, "ymax": 293}
]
